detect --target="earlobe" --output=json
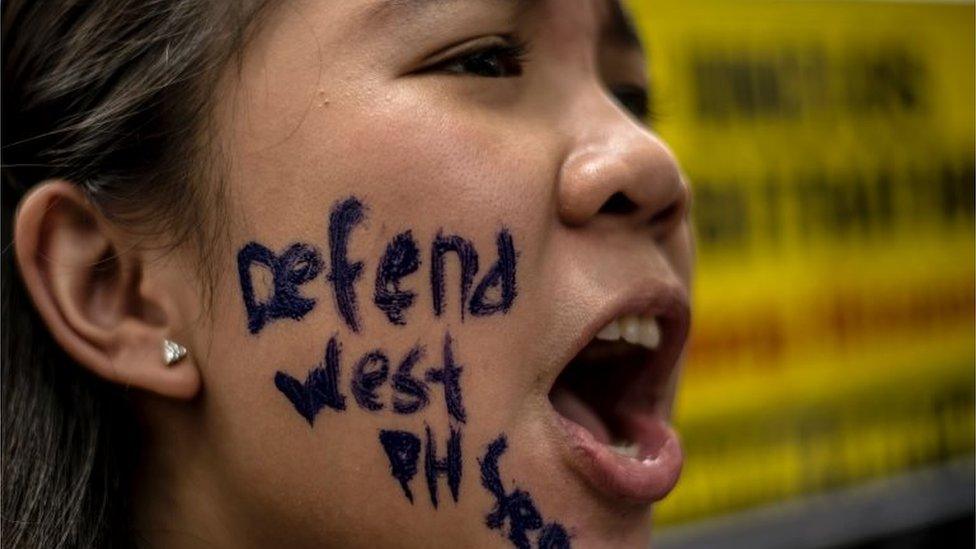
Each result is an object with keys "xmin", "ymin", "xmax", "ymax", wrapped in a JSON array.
[{"xmin": 13, "ymin": 180, "xmax": 201, "ymax": 400}]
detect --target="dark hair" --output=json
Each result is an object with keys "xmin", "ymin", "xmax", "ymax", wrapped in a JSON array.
[{"xmin": 2, "ymin": 1, "xmax": 268, "ymax": 546}]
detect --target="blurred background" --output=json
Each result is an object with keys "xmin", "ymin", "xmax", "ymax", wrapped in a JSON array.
[{"xmin": 625, "ymin": 1, "xmax": 975, "ymax": 547}]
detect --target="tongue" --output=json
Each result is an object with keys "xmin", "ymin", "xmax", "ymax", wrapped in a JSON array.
[{"xmin": 550, "ymin": 385, "xmax": 613, "ymax": 444}]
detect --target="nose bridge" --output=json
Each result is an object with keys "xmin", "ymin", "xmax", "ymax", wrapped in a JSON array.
[{"xmin": 557, "ymin": 88, "xmax": 688, "ymax": 231}]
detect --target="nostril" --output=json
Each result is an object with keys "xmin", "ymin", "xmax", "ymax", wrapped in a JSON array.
[{"xmin": 599, "ymin": 192, "xmax": 639, "ymax": 215}]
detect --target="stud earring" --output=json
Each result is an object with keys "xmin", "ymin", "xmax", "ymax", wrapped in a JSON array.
[{"xmin": 162, "ymin": 339, "xmax": 188, "ymax": 366}]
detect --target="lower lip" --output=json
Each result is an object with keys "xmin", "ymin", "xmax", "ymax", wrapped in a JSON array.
[{"xmin": 555, "ymin": 413, "xmax": 683, "ymax": 503}]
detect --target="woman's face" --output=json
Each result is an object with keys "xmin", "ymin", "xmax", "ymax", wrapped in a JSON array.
[{"xmin": 175, "ymin": 0, "xmax": 692, "ymax": 546}]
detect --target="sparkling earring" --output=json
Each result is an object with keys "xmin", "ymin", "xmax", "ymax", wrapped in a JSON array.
[{"xmin": 162, "ymin": 339, "xmax": 188, "ymax": 366}]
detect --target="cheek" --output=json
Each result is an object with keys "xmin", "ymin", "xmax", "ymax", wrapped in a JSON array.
[
  {"xmin": 224, "ymin": 91, "xmax": 566, "ymax": 396},
  {"xmin": 191, "ymin": 133, "xmax": 566, "ymax": 543},
  {"xmin": 335, "ymin": 106, "xmax": 552, "ymax": 226},
  {"xmin": 229, "ymin": 89, "xmax": 558, "ymax": 252},
  {"xmin": 197, "ymin": 274, "xmax": 501, "ymax": 544}
]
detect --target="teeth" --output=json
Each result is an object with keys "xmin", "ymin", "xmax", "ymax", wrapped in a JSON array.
[
  {"xmin": 594, "ymin": 315, "xmax": 662, "ymax": 350},
  {"xmin": 609, "ymin": 441, "xmax": 641, "ymax": 459},
  {"xmin": 595, "ymin": 320, "xmax": 621, "ymax": 341},
  {"xmin": 639, "ymin": 318, "xmax": 661, "ymax": 349},
  {"xmin": 621, "ymin": 316, "xmax": 641, "ymax": 344}
]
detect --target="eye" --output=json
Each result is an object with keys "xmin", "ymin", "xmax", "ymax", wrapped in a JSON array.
[
  {"xmin": 427, "ymin": 37, "xmax": 529, "ymax": 78},
  {"xmin": 610, "ymin": 84, "xmax": 653, "ymax": 121}
]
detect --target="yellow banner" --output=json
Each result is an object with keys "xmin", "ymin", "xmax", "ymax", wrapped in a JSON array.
[{"xmin": 627, "ymin": 0, "xmax": 976, "ymax": 524}]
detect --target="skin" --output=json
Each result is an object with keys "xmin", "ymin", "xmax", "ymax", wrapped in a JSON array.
[{"xmin": 14, "ymin": 0, "xmax": 692, "ymax": 547}]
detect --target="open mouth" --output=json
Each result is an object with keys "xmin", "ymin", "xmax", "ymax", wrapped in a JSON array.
[{"xmin": 547, "ymin": 293, "xmax": 689, "ymax": 503}]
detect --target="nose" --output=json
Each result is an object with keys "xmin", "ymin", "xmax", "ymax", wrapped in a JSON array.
[{"xmin": 557, "ymin": 97, "xmax": 689, "ymax": 238}]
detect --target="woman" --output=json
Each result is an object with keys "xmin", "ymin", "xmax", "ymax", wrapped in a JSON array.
[{"xmin": 2, "ymin": 0, "xmax": 692, "ymax": 547}]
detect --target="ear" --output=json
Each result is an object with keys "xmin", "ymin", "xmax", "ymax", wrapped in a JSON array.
[{"xmin": 14, "ymin": 180, "xmax": 201, "ymax": 399}]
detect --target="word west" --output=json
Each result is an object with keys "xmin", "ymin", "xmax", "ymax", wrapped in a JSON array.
[
  {"xmin": 237, "ymin": 196, "xmax": 518, "ymax": 335},
  {"xmin": 274, "ymin": 333, "xmax": 465, "ymax": 426}
]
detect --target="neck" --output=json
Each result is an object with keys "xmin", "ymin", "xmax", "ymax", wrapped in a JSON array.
[{"xmin": 131, "ymin": 400, "xmax": 243, "ymax": 549}]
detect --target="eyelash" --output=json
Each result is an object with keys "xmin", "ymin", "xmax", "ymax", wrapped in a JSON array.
[
  {"xmin": 429, "ymin": 37, "xmax": 530, "ymax": 78},
  {"xmin": 610, "ymin": 84, "xmax": 656, "ymax": 123},
  {"xmin": 422, "ymin": 37, "xmax": 658, "ymax": 125}
]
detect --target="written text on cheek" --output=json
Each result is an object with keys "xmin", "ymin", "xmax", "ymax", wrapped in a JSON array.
[
  {"xmin": 236, "ymin": 195, "xmax": 570, "ymax": 549},
  {"xmin": 237, "ymin": 196, "xmax": 517, "ymax": 336}
]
